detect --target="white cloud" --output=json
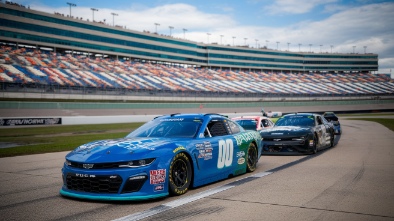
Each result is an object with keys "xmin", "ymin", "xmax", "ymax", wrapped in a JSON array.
[{"xmin": 264, "ymin": 0, "xmax": 338, "ymax": 15}]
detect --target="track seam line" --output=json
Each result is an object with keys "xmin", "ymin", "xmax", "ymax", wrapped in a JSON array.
[
  {"xmin": 112, "ymin": 147, "xmax": 338, "ymax": 221},
  {"xmin": 207, "ymin": 197, "xmax": 394, "ymax": 219}
]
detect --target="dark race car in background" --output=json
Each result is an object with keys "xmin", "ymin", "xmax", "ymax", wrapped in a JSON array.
[
  {"xmin": 60, "ymin": 113, "xmax": 262, "ymax": 201},
  {"xmin": 260, "ymin": 113, "xmax": 335, "ymax": 154},
  {"xmin": 323, "ymin": 112, "xmax": 342, "ymax": 135}
]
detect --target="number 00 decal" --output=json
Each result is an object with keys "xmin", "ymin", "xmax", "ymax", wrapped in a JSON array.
[{"xmin": 217, "ymin": 139, "xmax": 234, "ymax": 169}]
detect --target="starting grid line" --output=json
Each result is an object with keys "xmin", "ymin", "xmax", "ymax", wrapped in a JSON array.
[{"xmin": 112, "ymin": 172, "xmax": 272, "ymax": 221}]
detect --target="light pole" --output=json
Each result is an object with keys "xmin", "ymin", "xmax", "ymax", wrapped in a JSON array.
[
  {"xmin": 255, "ymin": 39, "xmax": 259, "ymax": 48},
  {"xmin": 287, "ymin": 42, "xmax": 290, "ymax": 51},
  {"xmin": 91, "ymin": 8, "xmax": 98, "ymax": 22},
  {"xmin": 183, "ymin": 28, "xmax": 187, "ymax": 39},
  {"xmin": 298, "ymin": 43, "xmax": 301, "ymax": 52},
  {"xmin": 244, "ymin": 38, "xmax": 248, "ymax": 46},
  {"xmin": 320, "ymin": 44, "xmax": 323, "ymax": 53},
  {"xmin": 276, "ymin": 41, "xmax": 280, "ymax": 50},
  {"xmin": 207, "ymin": 33, "xmax": 211, "ymax": 44},
  {"xmin": 169, "ymin": 26, "xmax": 174, "ymax": 36},
  {"xmin": 67, "ymin": 2, "xmax": 76, "ymax": 17},
  {"xmin": 154, "ymin": 23, "xmax": 160, "ymax": 34},
  {"xmin": 364, "ymin": 46, "xmax": 367, "ymax": 54},
  {"xmin": 266, "ymin": 40, "xmax": 269, "ymax": 48},
  {"xmin": 232, "ymin": 36, "xmax": 236, "ymax": 46},
  {"xmin": 331, "ymin": 45, "xmax": 333, "ymax": 53},
  {"xmin": 220, "ymin": 35, "xmax": 224, "ymax": 44},
  {"xmin": 111, "ymin": 12, "xmax": 118, "ymax": 26},
  {"xmin": 309, "ymin": 44, "xmax": 312, "ymax": 52},
  {"xmin": 352, "ymin": 46, "xmax": 356, "ymax": 53}
]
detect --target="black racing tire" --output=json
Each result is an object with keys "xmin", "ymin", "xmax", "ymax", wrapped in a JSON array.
[
  {"xmin": 169, "ymin": 152, "xmax": 192, "ymax": 196},
  {"xmin": 312, "ymin": 135, "xmax": 318, "ymax": 154},
  {"xmin": 247, "ymin": 143, "xmax": 258, "ymax": 172},
  {"xmin": 330, "ymin": 132, "xmax": 334, "ymax": 147}
]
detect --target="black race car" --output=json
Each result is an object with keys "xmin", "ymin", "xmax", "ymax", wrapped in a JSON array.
[{"xmin": 260, "ymin": 113, "xmax": 335, "ymax": 154}]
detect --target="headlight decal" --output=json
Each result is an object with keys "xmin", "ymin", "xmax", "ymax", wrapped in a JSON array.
[{"xmin": 119, "ymin": 158, "xmax": 155, "ymax": 168}]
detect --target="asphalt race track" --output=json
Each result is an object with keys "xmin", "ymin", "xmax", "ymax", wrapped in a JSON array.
[{"xmin": 1, "ymin": 119, "xmax": 394, "ymax": 221}]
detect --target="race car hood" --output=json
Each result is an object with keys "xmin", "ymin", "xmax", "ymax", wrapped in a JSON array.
[
  {"xmin": 66, "ymin": 137, "xmax": 176, "ymax": 163},
  {"xmin": 260, "ymin": 126, "xmax": 312, "ymax": 137}
]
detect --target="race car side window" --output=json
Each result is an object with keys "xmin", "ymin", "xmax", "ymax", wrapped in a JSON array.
[
  {"xmin": 262, "ymin": 119, "xmax": 270, "ymax": 127},
  {"xmin": 207, "ymin": 120, "xmax": 229, "ymax": 137},
  {"xmin": 204, "ymin": 127, "xmax": 212, "ymax": 138},
  {"xmin": 317, "ymin": 116, "xmax": 323, "ymax": 125},
  {"xmin": 226, "ymin": 120, "xmax": 241, "ymax": 134}
]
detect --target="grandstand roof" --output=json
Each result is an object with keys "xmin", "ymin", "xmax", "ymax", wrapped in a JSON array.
[{"xmin": 0, "ymin": 2, "xmax": 378, "ymax": 72}]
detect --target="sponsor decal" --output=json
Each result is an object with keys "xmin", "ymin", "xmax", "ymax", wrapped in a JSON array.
[
  {"xmin": 160, "ymin": 118, "xmax": 184, "ymax": 122},
  {"xmin": 150, "ymin": 169, "xmax": 166, "ymax": 184},
  {"xmin": 217, "ymin": 139, "xmax": 234, "ymax": 169},
  {"xmin": 273, "ymin": 139, "xmax": 282, "ymax": 141},
  {"xmin": 173, "ymin": 146, "xmax": 186, "ymax": 153},
  {"xmin": 234, "ymin": 132, "xmax": 260, "ymax": 146},
  {"xmin": 236, "ymin": 151, "xmax": 245, "ymax": 158},
  {"xmin": 0, "ymin": 118, "xmax": 61, "ymax": 126},
  {"xmin": 271, "ymin": 133, "xmax": 283, "ymax": 135},
  {"xmin": 75, "ymin": 173, "xmax": 96, "ymax": 178},
  {"xmin": 154, "ymin": 184, "xmax": 164, "ymax": 192},
  {"xmin": 196, "ymin": 142, "xmax": 213, "ymax": 160},
  {"xmin": 309, "ymin": 140, "xmax": 314, "ymax": 146},
  {"xmin": 76, "ymin": 138, "xmax": 159, "ymax": 152},
  {"xmin": 237, "ymin": 158, "xmax": 245, "ymax": 165},
  {"xmin": 83, "ymin": 164, "xmax": 94, "ymax": 169}
]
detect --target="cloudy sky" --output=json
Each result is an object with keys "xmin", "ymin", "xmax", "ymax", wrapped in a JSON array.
[{"xmin": 12, "ymin": 0, "xmax": 394, "ymax": 77}]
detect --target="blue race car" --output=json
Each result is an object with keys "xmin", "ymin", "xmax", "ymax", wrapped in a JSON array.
[
  {"xmin": 323, "ymin": 112, "xmax": 342, "ymax": 135},
  {"xmin": 60, "ymin": 113, "xmax": 262, "ymax": 201}
]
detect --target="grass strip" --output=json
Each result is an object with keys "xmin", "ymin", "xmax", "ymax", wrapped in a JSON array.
[{"xmin": 0, "ymin": 123, "xmax": 143, "ymax": 158}]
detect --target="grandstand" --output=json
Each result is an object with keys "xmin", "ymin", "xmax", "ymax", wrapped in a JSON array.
[{"xmin": 0, "ymin": 2, "xmax": 393, "ymax": 101}]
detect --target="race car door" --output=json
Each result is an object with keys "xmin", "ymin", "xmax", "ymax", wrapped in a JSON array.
[
  {"xmin": 316, "ymin": 115, "xmax": 330, "ymax": 147},
  {"xmin": 193, "ymin": 118, "xmax": 239, "ymax": 187}
]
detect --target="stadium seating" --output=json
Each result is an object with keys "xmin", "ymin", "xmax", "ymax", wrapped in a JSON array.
[{"xmin": 0, "ymin": 46, "xmax": 393, "ymax": 96}]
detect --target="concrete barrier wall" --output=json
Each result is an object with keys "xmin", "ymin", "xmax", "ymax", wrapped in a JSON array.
[{"xmin": 61, "ymin": 115, "xmax": 159, "ymax": 125}]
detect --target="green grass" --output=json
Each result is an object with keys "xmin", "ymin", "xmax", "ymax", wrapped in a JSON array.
[
  {"xmin": 345, "ymin": 118, "xmax": 394, "ymax": 132},
  {"xmin": 0, "ymin": 123, "xmax": 143, "ymax": 158},
  {"xmin": 338, "ymin": 113, "xmax": 394, "ymax": 117}
]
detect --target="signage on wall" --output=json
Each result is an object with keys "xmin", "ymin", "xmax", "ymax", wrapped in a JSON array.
[{"xmin": 0, "ymin": 118, "xmax": 62, "ymax": 126}]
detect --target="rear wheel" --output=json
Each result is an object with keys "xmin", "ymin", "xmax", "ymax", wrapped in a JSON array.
[
  {"xmin": 169, "ymin": 152, "xmax": 192, "ymax": 196},
  {"xmin": 247, "ymin": 143, "xmax": 258, "ymax": 172}
]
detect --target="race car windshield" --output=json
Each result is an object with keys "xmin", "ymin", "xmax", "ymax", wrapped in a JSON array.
[
  {"xmin": 126, "ymin": 118, "xmax": 203, "ymax": 138},
  {"xmin": 234, "ymin": 119, "xmax": 257, "ymax": 130},
  {"xmin": 275, "ymin": 116, "xmax": 315, "ymax": 127},
  {"xmin": 324, "ymin": 114, "xmax": 338, "ymax": 121}
]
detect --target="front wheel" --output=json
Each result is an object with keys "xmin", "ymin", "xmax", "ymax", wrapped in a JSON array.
[
  {"xmin": 330, "ymin": 132, "xmax": 334, "ymax": 147},
  {"xmin": 247, "ymin": 143, "xmax": 258, "ymax": 172},
  {"xmin": 169, "ymin": 152, "xmax": 192, "ymax": 196},
  {"xmin": 312, "ymin": 135, "xmax": 318, "ymax": 154}
]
